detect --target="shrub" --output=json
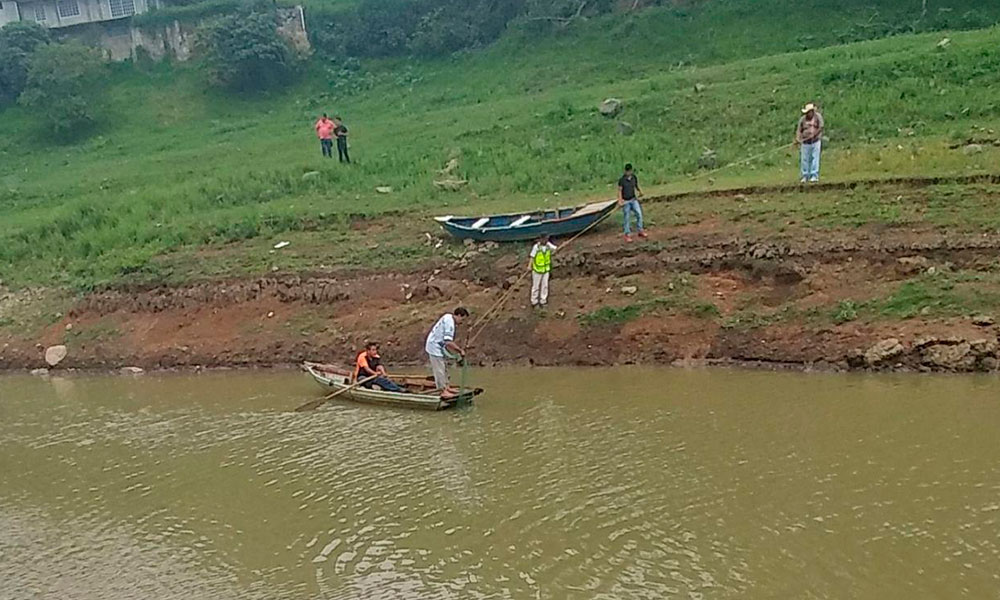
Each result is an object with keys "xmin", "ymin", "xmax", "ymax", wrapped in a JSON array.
[
  {"xmin": 18, "ymin": 42, "xmax": 105, "ymax": 133},
  {"xmin": 198, "ymin": 8, "xmax": 297, "ymax": 91},
  {"xmin": 0, "ymin": 21, "xmax": 51, "ymax": 105}
]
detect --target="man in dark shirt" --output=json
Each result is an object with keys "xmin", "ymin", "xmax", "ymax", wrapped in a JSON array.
[
  {"xmin": 617, "ymin": 163, "xmax": 647, "ymax": 242},
  {"xmin": 334, "ymin": 116, "xmax": 350, "ymax": 164}
]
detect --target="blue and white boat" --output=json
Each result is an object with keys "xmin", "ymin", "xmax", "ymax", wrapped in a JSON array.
[{"xmin": 434, "ymin": 200, "xmax": 617, "ymax": 242}]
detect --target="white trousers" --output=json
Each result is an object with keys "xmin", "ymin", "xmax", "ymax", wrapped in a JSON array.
[{"xmin": 531, "ymin": 271, "xmax": 550, "ymax": 306}]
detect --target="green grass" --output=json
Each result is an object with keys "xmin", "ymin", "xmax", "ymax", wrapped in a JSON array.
[
  {"xmin": 1, "ymin": 1, "xmax": 1000, "ymax": 289},
  {"xmin": 578, "ymin": 276, "xmax": 719, "ymax": 326}
]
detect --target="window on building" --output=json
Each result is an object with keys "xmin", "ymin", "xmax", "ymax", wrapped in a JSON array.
[
  {"xmin": 34, "ymin": 3, "xmax": 47, "ymax": 20},
  {"xmin": 57, "ymin": 0, "xmax": 80, "ymax": 18},
  {"xmin": 108, "ymin": 0, "xmax": 135, "ymax": 18}
]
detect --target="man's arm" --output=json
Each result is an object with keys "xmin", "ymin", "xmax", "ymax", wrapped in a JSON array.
[
  {"xmin": 617, "ymin": 183, "xmax": 625, "ymax": 206},
  {"xmin": 635, "ymin": 178, "xmax": 642, "ymax": 198},
  {"xmin": 444, "ymin": 340, "xmax": 465, "ymax": 356},
  {"xmin": 794, "ymin": 119, "xmax": 803, "ymax": 144}
]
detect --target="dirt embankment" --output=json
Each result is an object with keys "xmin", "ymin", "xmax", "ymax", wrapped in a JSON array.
[{"xmin": 3, "ymin": 218, "xmax": 999, "ymax": 375}]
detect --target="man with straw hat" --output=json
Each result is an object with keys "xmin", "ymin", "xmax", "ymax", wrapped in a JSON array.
[{"xmin": 795, "ymin": 102, "xmax": 824, "ymax": 183}]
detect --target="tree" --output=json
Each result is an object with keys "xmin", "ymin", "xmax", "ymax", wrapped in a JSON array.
[
  {"xmin": 18, "ymin": 43, "xmax": 106, "ymax": 134},
  {"xmin": 198, "ymin": 9, "xmax": 296, "ymax": 92},
  {"xmin": 0, "ymin": 21, "xmax": 52, "ymax": 105}
]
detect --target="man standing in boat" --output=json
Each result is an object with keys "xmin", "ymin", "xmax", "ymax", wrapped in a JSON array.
[
  {"xmin": 354, "ymin": 341, "xmax": 404, "ymax": 392},
  {"xmin": 618, "ymin": 163, "xmax": 647, "ymax": 242},
  {"xmin": 529, "ymin": 234, "xmax": 558, "ymax": 308},
  {"xmin": 425, "ymin": 307, "xmax": 469, "ymax": 398}
]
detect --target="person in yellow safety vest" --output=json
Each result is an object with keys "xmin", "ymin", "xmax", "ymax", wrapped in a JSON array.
[{"xmin": 529, "ymin": 234, "xmax": 558, "ymax": 308}]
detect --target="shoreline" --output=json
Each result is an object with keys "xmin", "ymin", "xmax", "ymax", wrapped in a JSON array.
[{"xmin": 4, "ymin": 183, "xmax": 1000, "ymax": 378}]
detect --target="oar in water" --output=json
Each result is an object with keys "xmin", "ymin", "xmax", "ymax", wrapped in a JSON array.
[{"xmin": 294, "ymin": 375, "xmax": 378, "ymax": 412}]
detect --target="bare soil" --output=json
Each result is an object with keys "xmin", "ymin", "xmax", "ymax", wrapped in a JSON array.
[{"xmin": 4, "ymin": 202, "xmax": 998, "ymax": 374}]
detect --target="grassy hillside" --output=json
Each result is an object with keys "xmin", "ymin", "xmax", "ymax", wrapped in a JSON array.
[{"xmin": 1, "ymin": 0, "xmax": 1000, "ymax": 290}]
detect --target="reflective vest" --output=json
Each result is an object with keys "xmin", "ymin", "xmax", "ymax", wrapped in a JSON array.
[{"xmin": 532, "ymin": 247, "xmax": 552, "ymax": 274}]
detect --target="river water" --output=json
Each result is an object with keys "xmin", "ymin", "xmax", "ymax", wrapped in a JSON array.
[{"xmin": 1, "ymin": 368, "xmax": 998, "ymax": 599}]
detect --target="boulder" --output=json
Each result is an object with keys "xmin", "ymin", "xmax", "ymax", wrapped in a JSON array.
[
  {"xmin": 120, "ymin": 366, "xmax": 145, "ymax": 375},
  {"xmin": 694, "ymin": 83, "xmax": 708, "ymax": 93},
  {"xmin": 439, "ymin": 157, "xmax": 460, "ymax": 175},
  {"xmin": 31, "ymin": 368, "xmax": 49, "ymax": 376},
  {"xmin": 599, "ymin": 98, "xmax": 623, "ymax": 117},
  {"xmin": 616, "ymin": 121, "xmax": 634, "ymax": 136},
  {"xmin": 375, "ymin": 186, "xmax": 393, "ymax": 194},
  {"xmin": 621, "ymin": 286, "xmax": 638, "ymax": 296},
  {"xmin": 963, "ymin": 144, "xmax": 984, "ymax": 155},
  {"xmin": 896, "ymin": 255, "xmax": 929, "ymax": 276},
  {"xmin": 972, "ymin": 315, "xmax": 995, "ymax": 327},
  {"xmin": 922, "ymin": 342, "xmax": 976, "ymax": 371},
  {"xmin": 864, "ymin": 338, "xmax": 904, "ymax": 367},
  {"xmin": 914, "ymin": 335, "xmax": 962, "ymax": 350},
  {"xmin": 969, "ymin": 338, "xmax": 998, "ymax": 357},
  {"xmin": 302, "ymin": 171, "xmax": 320, "ymax": 180},
  {"xmin": 698, "ymin": 149, "xmax": 718, "ymax": 170},
  {"xmin": 44, "ymin": 345, "xmax": 67, "ymax": 367},
  {"xmin": 433, "ymin": 179, "xmax": 468, "ymax": 191}
]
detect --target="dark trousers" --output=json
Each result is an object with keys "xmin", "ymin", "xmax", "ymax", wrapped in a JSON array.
[
  {"xmin": 337, "ymin": 137, "xmax": 350, "ymax": 163},
  {"xmin": 363, "ymin": 376, "xmax": 403, "ymax": 392},
  {"xmin": 320, "ymin": 138, "xmax": 333, "ymax": 157}
]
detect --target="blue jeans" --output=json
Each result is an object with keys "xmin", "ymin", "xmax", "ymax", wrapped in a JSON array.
[
  {"xmin": 363, "ymin": 376, "xmax": 404, "ymax": 393},
  {"xmin": 622, "ymin": 199, "xmax": 644, "ymax": 235},
  {"xmin": 320, "ymin": 138, "xmax": 333, "ymax": 157},
  {"xmin": 800, "ymin": 140, "xmax": 821, "ymax": 181}
]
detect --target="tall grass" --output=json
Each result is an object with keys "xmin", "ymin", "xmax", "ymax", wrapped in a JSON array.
[{"xmin": 1, "ymin": 1, "xmax": 999, "ymax": 289}]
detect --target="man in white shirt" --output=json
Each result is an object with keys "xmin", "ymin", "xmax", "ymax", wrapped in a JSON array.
[
  {"xmin": 529, "ymin": 234, "xmax": 558, "ymax": 308},
  {"xmin": 424, "ymin": 307, "xmax": 469, "ymax": 397}
]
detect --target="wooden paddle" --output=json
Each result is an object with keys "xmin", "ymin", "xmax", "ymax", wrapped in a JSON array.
[{"xmin": 294, "ymin": 375, "xmax": 378, "ymax": 412}]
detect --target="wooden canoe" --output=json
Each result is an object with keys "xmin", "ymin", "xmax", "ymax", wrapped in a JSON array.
[
  {"xmin": 302, "ymin": 362, "xmax": 482, "ymax": 411},
  {"xmin": 434, "ymin": 199, "xmax": 616, "ymax": 242}
]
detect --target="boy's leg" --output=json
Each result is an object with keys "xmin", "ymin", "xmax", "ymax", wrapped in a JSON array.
[
  {"xmin": 540, "ymin": 272, "xmax": 550, "ymax": 305},
  {"xmin": 632, "ymin": 200, "xmax": 645, "ymax": 232},
  {"xmin": 373, "ymin": 376, "xmax": 404, "ymax": 392},
  {"xmin": 622, "ymin": 202, "xmax": 633, "ymax": 235},
  {"xmin": 530, "ymin": 271, "xmax": 542, "ymax": 306}
]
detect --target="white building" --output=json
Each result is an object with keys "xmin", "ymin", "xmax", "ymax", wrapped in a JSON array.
[{"xmin": 0, "ymin": 0, "xmax": 156, "ymax": 29}]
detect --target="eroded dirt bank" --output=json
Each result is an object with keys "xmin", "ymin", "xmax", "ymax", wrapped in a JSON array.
[{"xmin": 3, "ymin": 220, "xmax": 999, "ymax": 375}]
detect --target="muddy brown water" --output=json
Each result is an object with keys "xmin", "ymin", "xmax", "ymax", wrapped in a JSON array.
[{"xmin": 1, "ymin": 368, "xmax": 998, "ymax": 599}]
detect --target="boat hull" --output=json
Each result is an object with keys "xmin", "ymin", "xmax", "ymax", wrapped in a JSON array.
[
  {"xmin": 303, "ymin": 362, "xmax": 480, "ymax": 411},
  {"xmin": 435, "ymin": 200, "xmax": 616, "ymax": 242}
]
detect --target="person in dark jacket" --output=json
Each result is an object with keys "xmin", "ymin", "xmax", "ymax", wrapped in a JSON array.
[
  {"xmin": 618, "ymin": 163, "xmax": 647, "ymax": 242},
  {"xmin": 334, "ymin": 116, "xmax": 351, "ymax": 164}
]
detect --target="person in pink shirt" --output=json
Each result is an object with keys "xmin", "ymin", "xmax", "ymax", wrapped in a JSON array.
[{"xmin": 314, "ymin": 113, "xmax": 335, "ymax": 158}]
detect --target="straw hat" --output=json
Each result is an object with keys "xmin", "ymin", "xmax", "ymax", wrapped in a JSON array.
[{"xmin": 802, "ymin": 103, "xmax": 817, "ymax": 113}]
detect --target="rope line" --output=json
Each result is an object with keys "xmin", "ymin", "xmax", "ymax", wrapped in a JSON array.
[{"xmin": 463, "ymin": 141, "xmax": 796, "ymax": 350}]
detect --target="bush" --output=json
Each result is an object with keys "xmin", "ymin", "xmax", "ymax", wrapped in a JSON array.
[
  {"xmin": 199, "ymin": 8, "xmax": 298, "ymax": 91},
  {"xmin": 0, "ymin": 21, "xmax": 52, "ymax": 105},
  {"xmin": 18, "ymin": 42, "xmax": 105, "ymax": 133}
]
